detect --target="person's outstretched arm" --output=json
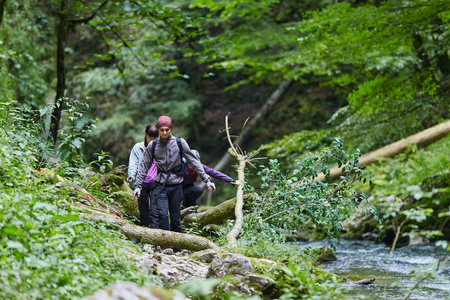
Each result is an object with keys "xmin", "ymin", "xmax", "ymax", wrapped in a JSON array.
[
  {"xmin": 202, "ymin": 164, "xmax": 240, "ymax": 185},
  {"xmin": 180, "ymin": 139, "xmax": 216, "ymax": 191}
]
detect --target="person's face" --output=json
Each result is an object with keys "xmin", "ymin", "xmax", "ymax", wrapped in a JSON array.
[{"xmin": 158, "ymin": 126, "xmax": 171, "ymax": 139}]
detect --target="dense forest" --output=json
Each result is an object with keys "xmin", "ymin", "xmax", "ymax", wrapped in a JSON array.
[{"xmin": 1, "ymin": 0, "xmax": 449, "ymax": 299}]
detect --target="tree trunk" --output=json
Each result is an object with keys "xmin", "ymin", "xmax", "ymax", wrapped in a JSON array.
[
  {"xmin": 183, "ymin": 193, "xmax": 254, "ymax": 226},
  {"xmin": 51, "ymin": 0, "xmax": 69, "ymax": 143},
  {"xmin": 93, "ymin": 217, "xmax": 219, "ymax": 251},
  {"xmin": 0, "ymin": 0, "xmax": 7, "ymax": 25},
  {"xmin": 318, "ymin": 120, "xmax": 450, "ymax": 182}
]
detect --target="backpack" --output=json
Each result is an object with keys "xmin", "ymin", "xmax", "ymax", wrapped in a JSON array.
[{"xmin": 151, "ymin": 137, "xmax": 186, "ymax": 177}]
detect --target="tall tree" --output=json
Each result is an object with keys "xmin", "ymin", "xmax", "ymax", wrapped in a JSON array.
[
  {"xmin": 52, "ymin": 0, "xmax": 110, "ymax": 142},
  {"xmin": 53, "ymin": 0, "xmax": 69, "ymax": 142},
  {"xmin": 0, "ymin": 0, "xmax": 7, "ymax": 25}
]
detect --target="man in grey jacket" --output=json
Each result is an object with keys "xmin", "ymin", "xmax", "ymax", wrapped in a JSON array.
[{"xmin": 134, "ymin": 116, "xmax": 216, "ymax": 232}]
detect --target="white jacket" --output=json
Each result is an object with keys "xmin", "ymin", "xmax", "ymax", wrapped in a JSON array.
[{"xmin": 127, "ymin": 141, "xmax": 145, "ymax": 181}]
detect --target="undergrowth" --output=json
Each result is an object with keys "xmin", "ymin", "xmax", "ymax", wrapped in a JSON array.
[{"xmin": 0, "ymin": 102, "xmax": 153, "ymax": 299}]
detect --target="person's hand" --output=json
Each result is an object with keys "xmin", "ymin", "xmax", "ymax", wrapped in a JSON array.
[
  {"xmin": 133, "ymin": 187, "xmax": 141, "ymax": 199},
  {"xmin": 231, "ymin": 180, "xmax": 242, "ymax": 186},
  {"xmin": 206, "ymin": 181, "xmax": 216, "ymax": 192}
]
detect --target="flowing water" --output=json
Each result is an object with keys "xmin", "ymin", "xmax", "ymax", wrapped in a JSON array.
[{"xmin": 294, "ymin": 240, "xmax": 450, "ymax": 300}]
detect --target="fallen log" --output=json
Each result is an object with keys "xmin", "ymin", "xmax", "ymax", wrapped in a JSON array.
[
  {"xmin": 318, "ymin": 120, "xmax": 450, "ymax": 182},
  {"xmin": 183, "ymin": 193, "xmax": 254, "ymax": 226},
  {"xmin": 72, "ymin": 201, "xmax": 122, "ymax": 219},
  {"xmin": 87, "ymin": 215, "xmax": 219, "ymax": 251}
]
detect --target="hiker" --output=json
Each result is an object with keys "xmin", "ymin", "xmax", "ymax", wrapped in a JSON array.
[
  {"xmin": 182, "ymin": 149, "xmax": 241, "ymax": 208},
  {"xmin": 132, "ymin": 124, "xmax": 159, "ymax": 227},
  {"xmin": 127, "ymin": 124, "xmax": 155, "ymax": 188},
  {"xmin": 133, "ymin": 116, "xmax": 216, "ymax": 232}
]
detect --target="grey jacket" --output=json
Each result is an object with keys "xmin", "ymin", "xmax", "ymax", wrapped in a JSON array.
[
  {"xmin": 127, "ymin": 141, "xmax": 145, "ymax": 182},
  {"xmin": 135, "ymin": 134, "xmax": 210, "ymax": 188}
]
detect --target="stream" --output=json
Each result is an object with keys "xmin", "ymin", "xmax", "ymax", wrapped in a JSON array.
[{"xmin": 295, "ymin": 240, "xmax": 450, "ymax": 300}]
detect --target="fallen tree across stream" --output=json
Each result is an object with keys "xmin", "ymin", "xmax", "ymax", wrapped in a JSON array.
[{"xmin": 317, "ymin": 120, "xmax": 450, "ymax": 182}]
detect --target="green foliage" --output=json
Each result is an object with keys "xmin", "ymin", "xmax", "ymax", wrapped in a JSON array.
[
  {"xmin": 262, "ymin": 129, "xmax": 336, "ymax": 168},
  {"xmin": 74, "ymin": 68, "xmax": 205, "ymax": 164},
  {"xmin": 56, "ymin": 98, "xmax": 98, "ymax": 169},
  {"xmin": 0, "ymin": 101, "xmax": 54, "ymax": 170},
  {"xmin": 89, "ymin": 151, "xmax": 114, "ymax": 174},
  {"xmin": 350, "ymin": 135, "xmax": 450, "ymax": 245},
  {"xmin": 0, "ymin": 104, "xmax": 154, "ymax": 299},
  {"xmin": 243, "ymin": 138, "xmax": 377, "ymax": 247},
  {"xmin": 232, "ymin": 238, "xmax": 313, "ymax": 267},
  {"xmin": 177, "ymin": 278, "xmax": 222, "ymax": 300},
  {"xmin": 263, "ymin": 96, "xmax": 448, "ymax": 168},
  {"xmin": 177, "ymin": 265, "xmax": 344, "ymax": 300},
  {"xmin": 2, "ymin": 0, "xmax": 56, "ymax": 106},
  {"xmin": 275, "ymin": 264, "xmax": 344, "ymax": 300}
]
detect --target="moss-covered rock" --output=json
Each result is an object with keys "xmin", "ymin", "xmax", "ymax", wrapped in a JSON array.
[
  {"xmin": 97, "ymin": 167, "xmax": 140, "ymax": 220},
  {"xmin": 342, "ymin": 274, "xmax": 362, "ymax": 282},
  {"xmin": 308, "ymin": 246, "xmax": 337, "ymax": 263}
]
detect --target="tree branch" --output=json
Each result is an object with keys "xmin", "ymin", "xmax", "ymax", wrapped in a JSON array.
[
  {"xmin": 69, "ymin": 0, "xmax": 110, "ymax": 24},
  {"xmin": 97, "ymin": 14, "xmax": 148, "ymax": 68},
  {"xmin": 262, "ymin": 203, "xmax": 319, "ymax": 222}
]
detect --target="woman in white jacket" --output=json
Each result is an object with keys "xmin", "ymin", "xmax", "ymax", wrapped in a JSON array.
[{"xmin": 127, "ymin": 124, "xmax": 154, "ymax": 188}]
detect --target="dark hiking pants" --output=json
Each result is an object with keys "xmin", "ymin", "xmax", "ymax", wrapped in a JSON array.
[
  {"xmin": 138, "ymin": 182, "xmax": 156, "ymax": 227},
  {"xmin": 182, "ymin": 185, "xmax": 203, "ymax": 207},
  {"xmin": 154, "ymin": 183, "xmax": 183, "ymax": 232}
]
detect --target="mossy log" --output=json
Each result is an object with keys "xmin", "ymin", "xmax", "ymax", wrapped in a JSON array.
[
  {"xmin": 183, "ymin": 193, "xmax": 254, "ymax": 226},
  {"xmin": 90, "ymin": 216, "xmax": 219, "ymax": 251},
  {"xmin": 97, "ymin": 166, "xmax": 139, "ymax": 220}
]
